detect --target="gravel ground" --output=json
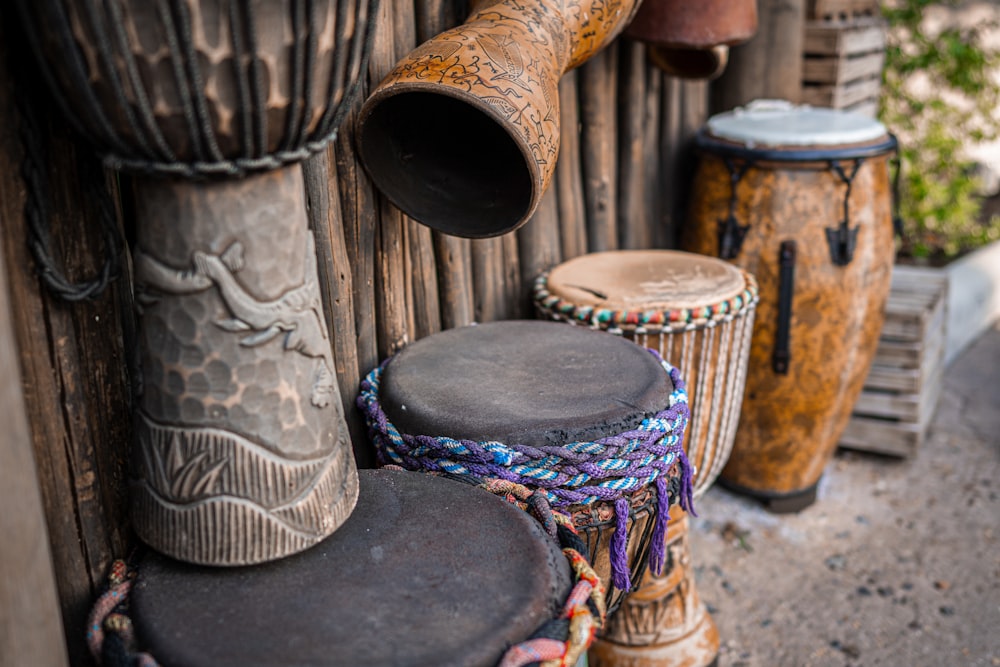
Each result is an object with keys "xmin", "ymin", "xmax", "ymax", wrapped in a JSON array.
[{"xmin": 688, "ymin": 321, "xmax": 1000, "ymax": 667}]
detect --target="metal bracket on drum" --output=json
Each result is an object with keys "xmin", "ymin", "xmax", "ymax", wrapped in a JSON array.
[
  {"xmin": 717, "ymin": 157, "xmax": 753, "ymax": 259},
  {"xmin": 773, "ymin": 240, "xmax": 796, "ymax": 375},
  {"xmin": 825, "ymin": 159, "xmax": 864, "ymax": 266}
]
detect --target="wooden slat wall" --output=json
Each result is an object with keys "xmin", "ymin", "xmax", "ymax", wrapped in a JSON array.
[
  {"xmin": 0, "ymin": 5, "xmax": 712, "ymax": 663},
  {"xmin": 316, "ymin": 1, "xmax": 712, "ymax": 462}
]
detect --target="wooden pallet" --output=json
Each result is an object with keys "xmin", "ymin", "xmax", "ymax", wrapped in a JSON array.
[
  {"xmin": 802, "ymin": 17, "xmax": 886, "ymax": 117},
  {"xmin": 840, "ymin": 266, "xmax": 949, "ymax": 458}
]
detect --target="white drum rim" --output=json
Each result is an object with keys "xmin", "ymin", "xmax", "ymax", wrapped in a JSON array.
[{"xmin": 706, "ymin": 99, "xmax": 888, "ymax": 147}]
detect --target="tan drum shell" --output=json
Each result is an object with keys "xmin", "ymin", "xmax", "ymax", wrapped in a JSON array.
[
  {"xmin": 683, "ymin": 141, "xmax": 895, "ymax": 499},
  {"xmin": 535, "ymin": 251, "xmax": 758, "ymax": 499}
]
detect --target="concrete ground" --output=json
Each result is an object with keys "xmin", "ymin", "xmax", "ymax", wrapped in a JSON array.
[{"xmin": 688, "ymin": 321, "xmax": 1000, "ymax": 667}]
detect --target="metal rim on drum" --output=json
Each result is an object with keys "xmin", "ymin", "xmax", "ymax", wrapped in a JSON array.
[
  {"xmin": 533, "ymin": 254, "xmax": 759, "ymax": 497},
  {"xmin": 15, "ymin": 0, "xmax": 379, "ymax": 177}
]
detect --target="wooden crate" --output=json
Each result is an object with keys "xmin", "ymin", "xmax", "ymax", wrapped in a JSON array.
[
  {"xmin": 840, "ymin": 266, "xmax": 949, "ymax": 457},
  {"xmin": 808, "ymin": 0, "xmax": 880, "ymax": 21},
  {"xmin": 802, "ymin": 17, "xmax": 887, "ymax": 117}
]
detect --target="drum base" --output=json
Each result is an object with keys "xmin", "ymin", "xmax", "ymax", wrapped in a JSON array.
[
  {"xmin": 589, "ymin": 508, "xmax": 719, "ymax": 667},
  {"xmin": 717, "ymin": 478, "xmax": 819, "ymax": 514}
]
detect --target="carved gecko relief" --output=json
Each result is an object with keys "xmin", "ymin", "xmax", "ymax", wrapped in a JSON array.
[{"xmin": 134, "ymin": 232, "xmax": 335, "ymax": 408}]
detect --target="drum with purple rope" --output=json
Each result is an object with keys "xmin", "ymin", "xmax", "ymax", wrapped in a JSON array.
[{"xmin": 357, "ymin": 320, "xmax": 693, "ymax": 614}]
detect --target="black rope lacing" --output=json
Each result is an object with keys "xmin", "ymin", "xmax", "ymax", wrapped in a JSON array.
[
  {"xmin": 14, "ymin": 0, "xmax": 380, "ymax": 179},
  {"xmin": 14, "ymin": 59, "xmax": 122, "ymax": 302}
]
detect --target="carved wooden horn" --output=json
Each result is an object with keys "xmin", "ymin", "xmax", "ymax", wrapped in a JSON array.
[
  {"xmin": 356, "ymin": 0, "xmax": 642, "ymax": 238},
  {"xmin": 624, "ymin": 0, "xmax": 758, "ymax": 80}
]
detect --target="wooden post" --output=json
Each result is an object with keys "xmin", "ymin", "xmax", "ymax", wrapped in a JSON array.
[
  {"xmin": 617, "ymin": 40, "xmax": 663, "ymax": 250},
  {"xmin": 518, "ymin": 188, "xmax": 561, "ymax": 313},
  {"xmin": 556, "ymin": 71, "xmax": 588, "ymax": 261},
  {"xmin": 0, "ymin": 18, "xmax": 133, "ymax": 662},
  {"xmin": 472, "ymin": 238, "xmax": 507, "ymax": 323},
  {"xmin": 0, "ymin": 216, "xmax": 69, "ymax": 667},
  {"xmin": 579, "ymin": 47, "xmax": 619, "ymax": 253},
  {"xmin": 711, "ymin": 0, "xmax": 806, "ymax": 112},
  {"xmin": 658, "ymin": 76, "xmax": 684, "ymax": 248},
  {"xmin": 303, "ymin": 151, "xmax": 373, "ymax": 468},
  {"xmin": 369, "ymin": 0, "xmax": 412, "ymax": 358}
]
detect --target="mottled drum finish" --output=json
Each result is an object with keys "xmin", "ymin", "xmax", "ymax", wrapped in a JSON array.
[
  {"xmin": 357, "ymin": 0, "xmax": 641, "ymax": 237},
  {"xmin": 684, "ymin": 137, "xmax": 895, "ymax": 503}
]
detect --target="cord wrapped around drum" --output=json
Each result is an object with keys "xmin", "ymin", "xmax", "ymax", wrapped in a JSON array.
[{"xmin": 358, "ymin": 349, "xmax": 694, "ymax": 603}]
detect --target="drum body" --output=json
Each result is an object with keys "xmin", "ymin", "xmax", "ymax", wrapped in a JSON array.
[
  {"xmin": 534, "ymin": 251, "xmax": 756, "ymax": 667},
  {"xmin": 683, "ymin": 101, "xmax": 897, "ymax": 507},
  {"xmin": 534, "ymin": 250, "xmax": 758, "ymax": 500},
  {"xmin": 16, "ymin": 0, "xmax": 377, "ymax": 563},
  {"xmin": 131, "ymin": 469, "xmax": 573, "ymax": 667},
  {"xmin": 358, "ymin": 320, "xmax": 692, "ymax": 612}
]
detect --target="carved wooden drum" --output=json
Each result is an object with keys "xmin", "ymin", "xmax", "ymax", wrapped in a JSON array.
[
  {"xmin": 534, "ymin": 250, "xmax": 758, "ymax": 500},
  {"xmin": 358, "ymin": 320, "xmax": 693, "ymax": 612},
  {"xmin": 130, "ymin": 469, "xmax": 578, "ymax": 667},
  {"xmin": 16, "ymin": 0, "xmax": 378, "ymax": 564},
  {"xmin": 683, "ymin": 100, "xmax": 897, "ymax": 511},
  {"xmin": 533, "ymin": 250, "xmax": 756, "ymax": 667}
]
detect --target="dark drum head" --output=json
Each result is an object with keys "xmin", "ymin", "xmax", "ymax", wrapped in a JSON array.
[
  {"xmin": 132, "ymin": 469, "xmax": 572, "ymax": 667},
  {"xmin": 379, "ymin": 320, "xmax": 675, "ymax": 447}
]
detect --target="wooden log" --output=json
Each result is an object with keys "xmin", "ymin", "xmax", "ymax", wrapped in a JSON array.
[
  {"xmin": 711, "ymin": 0, "xmax": 807, "ymax": 112},
  {"xmin": 642, "ymin": 67, "xmax": 664, "ymax": 248},
  {"xmin": 579, "ymin": 46, "xmax": 619, "ymax": 252},
  {"xmin": 334, "ymin": 102, "xmax": 380, "ymax": 384},
  {"xmin": 369, "ymin": 0, "xmax": 411, "ymax": 358},
  {"xmin": 658, "ymin": 76, "xmax": 684, "ymax": 248},
  {"xmin": 556, "ymin": 71, "xmax": 588, "ymax": 261},
  {"xmin": 617, "ymin": 39, "xmax": 653, "ymax": 250},
  {"xmin": 518, "ymin": 187, "xmax": 561, "ymax": 313},
  {"xmin": 0, "ymin": 214, "xmax": 69, "ymax": 667},
  {"xmin": 0, "ymin": 23, "xmax": 133, "ymax": 662},
  {"xmin": 500, "ymin": 232, "xmax": 522, "ymax": 319},
  {"xmin": 471, "ymin": 238, "xmax": 507, "ymax": 323},
  {"xmin": 407, "ymin": 220, "xmax": 442, "ymax": 339},
  {"xmin": 302, "ymin": 151, "xmax": 373, "ymax": 468}
]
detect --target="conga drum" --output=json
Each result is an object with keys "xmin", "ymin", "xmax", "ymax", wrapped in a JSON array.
[
  {"xmin": 15, "ymin": 0, "xmax": 378, "ymax": 563},
  {"xmin": 357, "ymin": 320, "xmax": 694, "ymax": 613},
  {"xmin": 127, "ymin": 469, "xmax": 589, "ymax": 666},
  {"xmin": 684, "ymin": 100, "xmax": 898, "ymax": 511},
  {"xmin": 533, "ymin": 250, "xmax": 758, "ymax": 666}
]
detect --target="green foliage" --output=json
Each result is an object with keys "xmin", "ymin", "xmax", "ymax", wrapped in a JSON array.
[{"xmin": 879, "ymin": 0, "xmax": 1000, "ymax": 260}]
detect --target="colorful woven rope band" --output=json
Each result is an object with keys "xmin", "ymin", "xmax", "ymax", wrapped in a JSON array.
[
  {"xmin": 357, "ymin": 348, "xmax": 694, "ymax": 592},
  {"xmin": 532, "ymin": 269, "xmax": 759, "ymax": 333}
]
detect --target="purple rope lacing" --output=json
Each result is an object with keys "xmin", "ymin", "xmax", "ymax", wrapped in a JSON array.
[{"xmin": 357, "ymin": 348, "xmax": 695, "ymax": 593}]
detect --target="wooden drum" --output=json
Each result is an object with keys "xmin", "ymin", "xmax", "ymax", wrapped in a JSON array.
[
  {"xmin": 684, "ymin": 100, "xmax": 898, "ymax": 511},
  {"xmin": 534, "ymin": 250, "xmax": 758, "ymax": 500},
  {"xmin": 15, "ymin": 0, "xmax": 378, "ymax": 564},
  {"xmin": 357, "ymin": 320, "xmax": 693, "ymax": 613},
  {"xmin": 534, "ymin": 251, "xmax": 757, "ymax": 667},
  {"xmin": 130, "ymin": 469, "xmax": 577, "ymax": 667}
]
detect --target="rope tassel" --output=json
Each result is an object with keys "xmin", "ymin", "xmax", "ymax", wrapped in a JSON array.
[{"xmin": 610, "ymin": 497, "xmax": 633, "ymax": 592}]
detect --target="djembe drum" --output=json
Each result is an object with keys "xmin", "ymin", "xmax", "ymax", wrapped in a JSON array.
[
  {"xmin": 130, "ymin": 468, "xmax": 596, "ymax": 667},
  {"xmin": 15, "ymin": 0, "xmax": 377, "ymax": 564},
  {"xmin": 357, "ymin": 320, "xmax": 694, "ymax": 613},
  {"xmin": 534, "ymin": 250, "xmax": 758, "ymax": 666},
  {"xmin": 684, "ymin": 100, "xmax": 897, "ymax": 511}
]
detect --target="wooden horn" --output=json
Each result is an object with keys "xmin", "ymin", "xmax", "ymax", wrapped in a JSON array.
[{"xmin": 356, "ymin": 0, "xmax": 642, "ymax": 238}]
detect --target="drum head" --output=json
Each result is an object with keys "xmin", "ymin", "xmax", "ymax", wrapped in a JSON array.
[
  {"xmin": 132, "ymin": 469, "xmax": 572, "ymax": 667},
  {"xmin": 545, "ymin": 250, "xmax": 746, "ymax": 311},
  {"xmin": 706, "ymin": 99, "xmax": 888, "ymax": 147},
  {"xmin": 379, "ymin": 320, "xmax": 675, "ymax": 447}
]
